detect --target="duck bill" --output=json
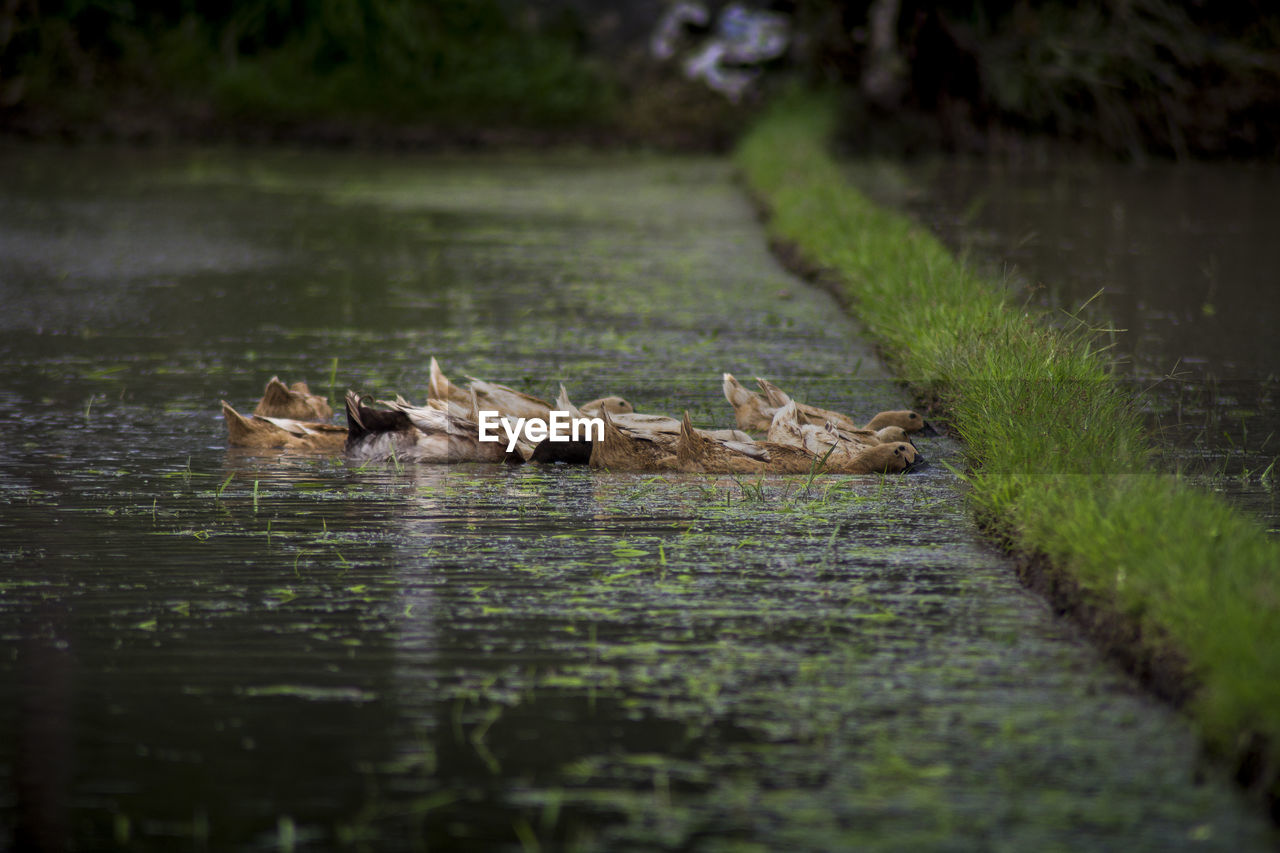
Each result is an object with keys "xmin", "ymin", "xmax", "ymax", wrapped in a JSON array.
[
  {"xmin": 529, "ymin": 437, "xmax": 593, "ymax": 465},
  {"xmin": 904, "ymin": 453, "xmax": 928, "ymax": 473}
]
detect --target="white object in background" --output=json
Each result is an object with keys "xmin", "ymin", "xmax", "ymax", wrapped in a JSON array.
[{"xmin": 651, "ymin": 2, "xmax": 711, "ymax": 60}]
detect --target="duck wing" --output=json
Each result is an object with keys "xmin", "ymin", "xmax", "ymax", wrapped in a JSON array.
[{"xmin": 467, "ymin": 378, "xmax": 552, "ymax": 421}]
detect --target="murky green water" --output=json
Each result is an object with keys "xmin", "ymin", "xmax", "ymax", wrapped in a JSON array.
[
  {"xmin": 1, "ymin": 145, "xmax": 1274, "ymax": 850},
  {"xmin": 849, "ymin": 159, "xmax": 1280, "ymax": 531}
]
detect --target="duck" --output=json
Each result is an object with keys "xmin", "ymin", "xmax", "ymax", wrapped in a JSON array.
[
  {"xmin": 552, "ymin": 389, "xmax": 917, "ymax": 476},
  {"xmin": 530, "ymin": 387, "xmax": 753, "ymax": 466},
  {"xmin": 579, "ymin": 407, "xmax": 827, "ymax": 476},
  {"xmin": 772, "ymin": 402, "xmax": 923, "ymax": 472},
  {"xmin": 723, "ymin": 373, "xmax": 777, "ymax": 433},
  {"xmin": 518, "ymin": 387, "xmax": 597, "ymax": 464},
  {"xmin": 343, "ymin": 391, "xmax": 517, "ymax": 465},
  {"xmin": 429, "ymin": 359, "xmax": 637, "ymax": 443},
  {"xmin": 673, "ymin": 411, "xmax": 771, "ymax": 473},
  {"xmin": 222, "ymin": 401, "xmax": 347, "ymax": 451},
  {"xmin": 756, "ymin": 378, "xmax": 860, "ymax": 434},
  {"xmin": 429, "ymin": 357, "xmax": 638, "ymax": 421},
  {"xmin": 254, "ymin": 376, "xmax": 334, "ymax": 421},
  {"xmin": 613, "ymin": 411, "xmax": 755, "ymax": 443},
  {"xmin": 557, "ymin": 385, "xmax": 752, "ymax": 442},
  {"xmin": 673, "ymin": 410, "xmax": 919, "ymax": 474},
  {"xmin": 429, "ymin": 359, "xmax": 556, "ymax": 453},
  {"xmin": 826, "ymin": 440, "xmax": 921, "ymax": 474},
  {"xmin": 580, "ymin": 395, "xmax": 636, "ymax": 418},
  {"xmin": 763, "ymin": 377, "xmax": 933, "ymax": 435},
  {"xmin": 587, "ymin": 408, "xmax": 679, "ymax": 471},
  {"xmin": 429, "ymin": 357, "xmax": 553, "ymax": 421},
  {"xmin": 864, "ymin": 409, "xmax": 932, "ymax": 432},
  {"xmin": 428, "ymin": 357, "xmax": 484, "ymax": 410},
  {"xmin": 522, "ymin": 386, "xmax": 593, "ymax": 464},
  {"xmin": 766, "ymin": 400, "xmax": 911, "ymax": 452},
  {"xmin": 553, "ymin": 385, "xmax": 637, "ymax": 420},
  {"xmin": 723, "ymin": 373, "xmax": 932, "ymax": 436}
]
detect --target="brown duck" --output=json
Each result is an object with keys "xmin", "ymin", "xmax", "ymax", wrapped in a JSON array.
[
  {"xmin": 724, "ymin": 373, "xmax": 931, "ymax": 435},
  {"xmin": 222, "ymin": 401, "xmax": 346, "ymax": 452},
  {"xmin": 254, "ymin": 377, "xmax": 333, "ymax": 421},
  {"xmin": 343, "ymin": 391, "xmax": 515, "ymax": 465}
]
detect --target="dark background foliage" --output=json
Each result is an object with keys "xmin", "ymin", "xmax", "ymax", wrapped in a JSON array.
[{"xmin": 2, "ymin": 0, "xmax": 1277, "ymax": 157}]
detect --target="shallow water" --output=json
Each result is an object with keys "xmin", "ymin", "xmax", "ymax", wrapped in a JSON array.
[
  {"xmin": 849, "ymin": 159, "xmax": 1280, "ymax": 531},
  {"xmin": 0, "ymin": 145, "xmax": 1274, "ymax": 850}
]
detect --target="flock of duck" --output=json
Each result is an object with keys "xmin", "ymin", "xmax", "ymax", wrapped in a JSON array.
[{"xmin": 221, "ymin": 359, "xmax": 931, "ymax": 475}]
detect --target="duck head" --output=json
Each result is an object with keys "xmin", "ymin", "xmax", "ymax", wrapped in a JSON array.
[
  {"xmin": 864, "ymin": 410, "xmax": 937, "ymax": 435},
  {"xmin": 580, "ymin": 396, "xmax": 634, "ymax": 417},
  {"xmin": 872, "ymin": 425, "xmax": 911, "ymax": 445},
  {"xmin": 864, "ymin": 441, "xmax": 925, "ymax": 474}
]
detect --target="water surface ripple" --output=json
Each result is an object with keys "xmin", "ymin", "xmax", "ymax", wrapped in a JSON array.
[{"xmin": 0, "ymin": 146, "xmax": 1273, "ymax": 850}]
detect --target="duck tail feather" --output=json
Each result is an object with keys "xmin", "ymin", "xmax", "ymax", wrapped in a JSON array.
[
  {"xmin": 676, "ymin": 410, "xmax": 708, "ymax": 464},
  {"xmin": 771, "ymin": 399, "xmax": 800, "ymax": 429},
  {"xmin": 757, "ymin": 378, "xmax": 790, "ymax": 408},
  {"xmin": 253, "ymin": 376, "xmax": 291, "ymax": 416},
  {"xmin": 557, "ymin": 384, "xmax": 584, "ymax": 418},
  {"xmin": 222, "ymin": 400, "xmax": 257, "ymax": 444},
  {"xmin": 722, "ymin": 372, "xmax": 754, "ymax": 407},
  {"xmin": 598, "ymin": 407, "xmax": 629, "ymax": 451},
  {"xmin": 428, "ymin": 357, "xmax": 454, "ymax": 403},
  {"xmin": 344, "ymin": 391, "xmax": 368, "ymax": 439}
]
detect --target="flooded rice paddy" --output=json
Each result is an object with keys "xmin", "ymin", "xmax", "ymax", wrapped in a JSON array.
[
  {"xmin": 1, "ymin": 146, "xmax": 1275, "ymax": 850},
  {"xmin": 850, "ymin": 159, "xmax": 1280, "ymax": 531}
]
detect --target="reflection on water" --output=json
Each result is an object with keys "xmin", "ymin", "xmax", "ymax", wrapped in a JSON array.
[
  {"xmin": 855, "ymin": 159, "xmax": 1280, "ymax": 531},
  {"xmin": 0, "ymin": 145, "xmax": 1274, "ymax": 850}
]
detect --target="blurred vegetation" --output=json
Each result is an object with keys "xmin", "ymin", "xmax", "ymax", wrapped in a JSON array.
[
  {"xmin": 2, "ymin": 0, "xmax": 1278, "ymax": 156},
  {"xmin": 799, "ymin": 0, "xmax": 1280, "ymax": 159},
  {"xmin": 976, "ymin": 1, "xmax": 1280, "ymax": 158},
  {"xmin": 0, "ymin": 0, "xmax": 617, "ymax": 135}
]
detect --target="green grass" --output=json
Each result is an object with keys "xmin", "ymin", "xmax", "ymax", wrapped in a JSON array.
[{"xmin": 736, "ymin": 92, "xmax": 1280, "ymax": 806}]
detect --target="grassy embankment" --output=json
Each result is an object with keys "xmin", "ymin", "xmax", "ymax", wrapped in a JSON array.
[{"xmin": 737, "ymin": 94, "xmax": 1280, "ymax": 814}]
